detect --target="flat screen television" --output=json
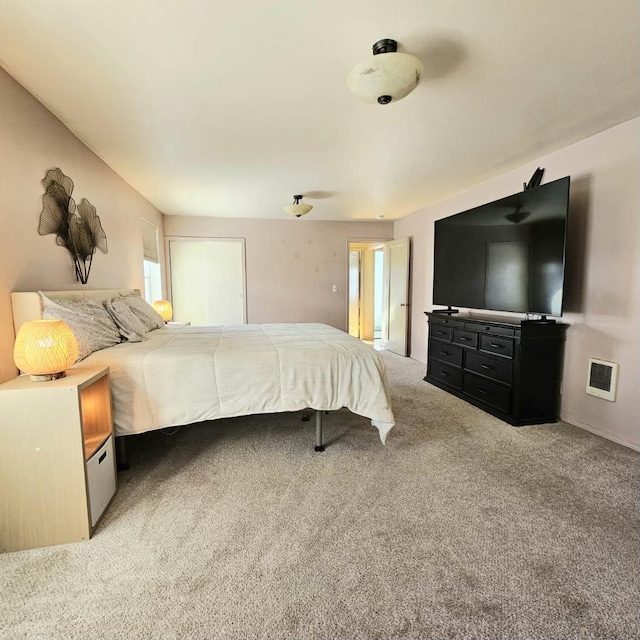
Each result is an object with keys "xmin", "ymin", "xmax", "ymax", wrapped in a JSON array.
[{"xmin": 433, "ymin": 176, "xmax": 570, "ymax": 317}]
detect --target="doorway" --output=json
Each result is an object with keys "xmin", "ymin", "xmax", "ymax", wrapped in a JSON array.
[{"xmin": 347, "ymin": 241, "xmax": 386, "ymax": 346}]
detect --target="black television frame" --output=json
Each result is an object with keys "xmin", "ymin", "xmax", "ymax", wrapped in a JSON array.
[{"xmin": 433, "ymin": 176, "xmax": 571, "ymax": 319}]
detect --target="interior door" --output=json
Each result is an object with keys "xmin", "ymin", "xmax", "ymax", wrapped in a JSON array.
[
  {"xmin": 169, "ymin": 238, "xmax": 246, "ymax": 325},
  {"xmin": 348, "ymin": 250, "xmax": 361, "ymax": 337},
  {"xmin": 384, "ymin": 238, "xmax": 411, "ymax": 356}
]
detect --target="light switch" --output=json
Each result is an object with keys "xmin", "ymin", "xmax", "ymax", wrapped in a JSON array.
[{"xmin": 332, "ymin": 285, "xmax": 338, "ymax": 293}]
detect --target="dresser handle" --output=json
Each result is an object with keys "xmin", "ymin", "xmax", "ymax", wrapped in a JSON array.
[
  {"xmin": 440, "ymin": 351, "xmax": 451, "ymax": 356},
  {"xmin": 480, "ymin": 364, "xmax": 492, "ymax": 370},
  {"xmin": 440, "ymin": 371, "xmax": 450, "ymax": 377},
  {"xmin": 476, "ymin": 388, "xmax": 488, "ymax": 395},
  {"xmin": 489, "ymin": 342, "xmax": 503, "ymax": 348},
  {"xmin": 459, "ymin": 336, "xmax": 470, "ymax": 341}
]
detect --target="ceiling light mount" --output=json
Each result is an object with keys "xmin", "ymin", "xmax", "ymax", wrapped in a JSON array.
[
  {"xmin": 348, "ymin": 38, "xmax": 423, "ymax": 106},
  {"xmin": 284, "ymin": 194, "xmax": 313, "ymax": 218},
  {"xmin": 372, "ymin": 39, "xmax": 398, "ymax": 55}
]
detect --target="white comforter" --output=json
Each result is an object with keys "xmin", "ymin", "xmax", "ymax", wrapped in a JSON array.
[{"xmin": 80, "ymin": 323, "xmax": 395, "ymax": 442}]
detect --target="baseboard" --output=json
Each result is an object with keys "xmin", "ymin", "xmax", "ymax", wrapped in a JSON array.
[{"xmin": 560, "ymin": 413, "xmax": 640, "ymax": 451}]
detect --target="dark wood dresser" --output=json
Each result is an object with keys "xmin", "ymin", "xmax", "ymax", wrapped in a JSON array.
[{"xmin": 424, "ymin": 311, "xmax": 567, "ymax": 425}]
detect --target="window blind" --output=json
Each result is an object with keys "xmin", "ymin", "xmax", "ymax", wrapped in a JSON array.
[{"xmin": 142, "ymin": 220, "xmax": 159, "ymax": 263}]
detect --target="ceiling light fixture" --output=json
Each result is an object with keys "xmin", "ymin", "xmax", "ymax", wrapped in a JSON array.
[
  {"xmin": 284, "ymin": 195, "xmax": 313, "ymax": 218},
  {"xmin": 347, "ymin": 39, "xmax": 423, "ymax": 105}
]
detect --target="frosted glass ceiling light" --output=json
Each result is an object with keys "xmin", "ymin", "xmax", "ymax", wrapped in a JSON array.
[
  {"xmin": 284, "ymin": 195, "xmax": 313, "ymax": 218},
  {"xmin": 347, "ymin": 39, "xmax": 423, "ymax": 105}
]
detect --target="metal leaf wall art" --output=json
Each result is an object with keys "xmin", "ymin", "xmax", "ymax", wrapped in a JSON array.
[{"xmin": 38, "ymin": 168, "xmax": 108, "ymax": 284}]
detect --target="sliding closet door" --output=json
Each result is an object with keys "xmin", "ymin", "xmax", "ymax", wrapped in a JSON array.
[{"xmin": 169, "ymin": 238, "xmax": 246, "ymax": 325}]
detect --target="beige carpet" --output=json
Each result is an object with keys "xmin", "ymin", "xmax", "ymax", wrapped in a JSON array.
[{"xmin": 1, "ymin": 351, "xmax": 638, "ymax": 640}]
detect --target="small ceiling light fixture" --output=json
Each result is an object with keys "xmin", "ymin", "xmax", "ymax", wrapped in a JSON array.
[
  {"xmin": 284, "ymin": 195, "xmax": 313, "ymax": 218},
  {"xmin": 347, "ymin": 39, "xmax": 423, "ymax": 105},
  {"xmin": 505, "ymin": 205, "xmax": 531, "ymax": 224}
]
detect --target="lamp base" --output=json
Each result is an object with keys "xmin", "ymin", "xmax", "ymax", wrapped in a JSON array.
[{"xmin": 29, "ymin": 371, "xmax": 66, "ymax": 382}]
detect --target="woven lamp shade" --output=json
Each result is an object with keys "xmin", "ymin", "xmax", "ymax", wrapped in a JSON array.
[
  {"xmin": 152, "ymin": 300, "xmax": 173, "ymax": 322},
  {"xmin": 13, "ymin": 319, "xmax": 79, "ymax": 381}
]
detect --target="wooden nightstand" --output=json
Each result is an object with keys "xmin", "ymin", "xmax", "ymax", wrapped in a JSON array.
[{"xmin": 0, "ymin": 367, "xmax": 117, "ymax": 552}]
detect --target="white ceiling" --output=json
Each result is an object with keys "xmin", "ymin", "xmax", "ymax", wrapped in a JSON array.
[{"xmin": 0, "ymin": 0, "xmax": 638, "ymax": 221}]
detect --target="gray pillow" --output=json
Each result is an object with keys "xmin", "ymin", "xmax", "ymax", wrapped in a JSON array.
[
  {"xmin": 122, "ymin": 294, "xmax": 165, "ymax": 331},
  {"xmin": 40, "ymin": 293, "xmax": 123, "ymax": 361},
  {"xmin": 103, "ymin": 297, "xmax": 149, "ymax": 342}
]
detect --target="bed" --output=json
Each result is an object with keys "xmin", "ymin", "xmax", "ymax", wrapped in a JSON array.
[{"xmin": 11, "ymin": 290, "xmax": 395, "ymax": 457}]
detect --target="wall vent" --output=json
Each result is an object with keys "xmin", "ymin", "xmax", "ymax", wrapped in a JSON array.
[{"xmin": 586, "ymin": 358, "xmax": 619, "ymax": 401}]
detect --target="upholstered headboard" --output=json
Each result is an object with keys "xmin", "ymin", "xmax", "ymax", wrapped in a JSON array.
[{"xmin": 11, "ymin": 289, "xmax": 141, "ymax": 335}]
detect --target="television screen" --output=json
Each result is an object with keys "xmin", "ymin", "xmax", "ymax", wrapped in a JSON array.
[{"xmin": 433, "ymin": 176, "xmax": 570, "ymax": 316}]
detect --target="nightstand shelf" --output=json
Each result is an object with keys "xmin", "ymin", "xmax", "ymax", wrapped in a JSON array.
[{"xmin": 0, "ymin": 367, "xmax": 117, "ymax": 552}]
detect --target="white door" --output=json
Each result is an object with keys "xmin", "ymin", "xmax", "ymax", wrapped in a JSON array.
[
  {"xmin": 348, "ymin": 250, "xmax": 360, "ymax": 337},
  {"xmin": 384, "ymin": 238, "xmax": 411, "ymax": 356},
  {"xmin": 169, "ymin": 238, "xmax": 246, "ymax": 325}
]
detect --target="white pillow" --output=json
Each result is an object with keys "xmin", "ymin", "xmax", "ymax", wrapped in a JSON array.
[{"xmin": 40, "ymin": 293, "xmax": 123, "ymax": 361}]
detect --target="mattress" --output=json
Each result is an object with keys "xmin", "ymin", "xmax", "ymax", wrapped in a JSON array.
[{"xmin": 79, "ymin": 322, "xmax": 396, "ymax": 442}]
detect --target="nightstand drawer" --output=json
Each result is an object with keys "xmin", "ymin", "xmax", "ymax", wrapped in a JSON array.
[
  {"xmin": 465, "ymin": 351, "xmax": 512, "ymax": 385},
  {"xmin": 463, "ymin": 374, "xmax": 510, "ymax": 413},
  {"xmin": 429, "ymin": 359, "xmax": 462, "ymax": 389},
  {"xmin": 429, "ymin": 342, "xmax": 463, "ymax": 367},
  {"xmin": 86, "ymin": 435, "xmax": 116, "ymax": 527},
  {"xmin": 479, "ymin": 334, "xmax": 514, "ymax": 358}
]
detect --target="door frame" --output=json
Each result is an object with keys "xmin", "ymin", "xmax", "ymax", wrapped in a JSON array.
[
  {"xmin": 165, "ymin": 236, "xmax": 248, "ymax": 324},
  {"xmin": 383, "ymin": 237, "xmax": 412, "ymax": 356},
  {"xmin": 346, "ymin": 237, "xmax": 391, "ymax": 339}
]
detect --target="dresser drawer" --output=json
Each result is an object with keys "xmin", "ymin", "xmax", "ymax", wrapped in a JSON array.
[
  {"xmin": 429, "ymin": 342, "xmax": 463, "ymax": 367},
  {"xmin": 453, "ymin": 328, "xmax": 478, "ymax": 349},
  {"xmin": 429, "ymin": 359, "xmax": 462, "ymax": 390},
  {"xmin": 468, "ymin": 322, "xmax": 515, "ymax": 337},
  {"xmin": 463, "ymin": 374, "xmax": 510, "ymax": 413},
  {"xmin": 429, "ymin": 324, "xmax": 453, "ymax": 342},
  {"xmin": 465, "ymin": 351, "xmax": 512, "ymax": 385},
  {"xmin": 429, "ymin": 315, "xmax": 464, "ymax": 329},
  {"xmin": 479, "ymin": 334, "xmax": 514, "ymax": 358}
]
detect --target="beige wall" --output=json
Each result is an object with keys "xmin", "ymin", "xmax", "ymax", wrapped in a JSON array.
[
  {"xmin": 163, "ymin": 217, "xmax": 393, "ymax": 331},
  {"xmin": 0, "ymin": 68, "xmax": 166, "ymax": 384},
  {"xmin": 395, "ymin": 118, "xmax": 640, "ymax": 450}
]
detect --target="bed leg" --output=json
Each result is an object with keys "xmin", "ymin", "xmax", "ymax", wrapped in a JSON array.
[
  {"xmin": 314, "ymin": 410, "xmax": 325, "ymax": 452},
  {"xmin": 301, "ymin": 409, "xmax": 312, "ymax": 422},
  {"xmin": 116, "ymin": 436, "xmax": 130, "ymax": 471}
]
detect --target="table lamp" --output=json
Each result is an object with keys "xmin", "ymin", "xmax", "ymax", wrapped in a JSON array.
[
  {"xmin": 13, "ymin": 319, "xmax": 79, "ymax": 381},
  {"xmin": 152, "ymin": 300, "xmax": 173, "ymax": 323}
]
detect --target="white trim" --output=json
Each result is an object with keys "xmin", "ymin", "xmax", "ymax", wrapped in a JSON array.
[{"xmin": 559, "ymin": 412, "xmax": 640, "ymax": 451}]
